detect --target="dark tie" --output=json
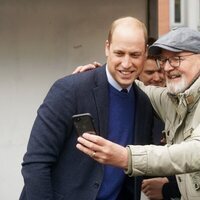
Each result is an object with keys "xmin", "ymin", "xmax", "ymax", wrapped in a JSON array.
[{"xmin": 121, "ymin": 89, "xmax": 128, "ymax": 93}]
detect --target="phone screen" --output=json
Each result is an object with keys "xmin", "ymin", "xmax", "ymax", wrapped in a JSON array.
[{"xmin": 72, "ymin": 113, "xmax": 96, "ymax": 136}]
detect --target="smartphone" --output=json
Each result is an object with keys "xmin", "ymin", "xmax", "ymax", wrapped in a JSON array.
[{"xmin": 72, "ymin": 113, "xmax": 96, "ymax": 136}]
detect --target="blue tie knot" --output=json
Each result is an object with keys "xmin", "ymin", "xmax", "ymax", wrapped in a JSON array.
[{"xmin": 121, "ymin": 89, "xmax": 128, "ymax": 93}]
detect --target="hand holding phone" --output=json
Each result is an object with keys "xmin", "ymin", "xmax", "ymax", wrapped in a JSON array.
[{"xmin": 72, "ymin": 113, "xmax": 96, "ymax": 136}]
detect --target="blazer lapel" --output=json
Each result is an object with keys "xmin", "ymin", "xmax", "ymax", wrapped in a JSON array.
[
  {"xmin": 93, "ymin": 66, "xmax": 109, "ymax": 138},
  {"xmin": 133, "ymin": 83, "xmax": 145, "ymax": 144},
  {"xmin": 133, "ymin": 83, "xmax": 153, "ymax": 145}
]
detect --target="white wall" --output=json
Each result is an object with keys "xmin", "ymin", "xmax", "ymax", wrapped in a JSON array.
[
  {"xmin": 169, "ymin": 0, "xmax": 200, "ymax": 31},
  {"xmin": 0, "ymin": 0, "xmax": 147, "ymax": 199},
  {"xmin": 187, "ymin": 0, "xmax": 200, "ymax": 30}
]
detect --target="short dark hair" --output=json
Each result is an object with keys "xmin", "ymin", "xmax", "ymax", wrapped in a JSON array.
[{"xmin": 147, "ymin": 37, "xmax": 157, "ymax": 60}]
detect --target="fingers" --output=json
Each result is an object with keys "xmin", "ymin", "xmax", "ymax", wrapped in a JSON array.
[
  {"xmin": 76, "ymin": 142, "xmax": 98, "ymax": 160},
  {"xmin": 81, "ymin": 133, "xmax": 106, "ymax": 145},
  {"xmin": 93, "ymin": 61, "xmax": 101, "ymax": 67},
  {"xmin": 142, "ymin": 179, "xmax": 155, "ymax": 197},
  {"xmin": 77, "ymin": 133, "xmax": 105, "ymax": 152},
  {"xmin": 76, "ymin": 133, "xmax": 114, "ymax": 163},
  {"xmin": 76, "ymin": 133, "xmax": 101, "ymax": 159},
  {"xmin": 72, "ymin": 66, "xmax": 82, "ymax": 74},
  {"xmin": 79, "ymin": 64, "xmax": 96, "ymax": 72},
  {"xmin": 72, "ymin": 62, "xmax": 101, "ymax": 74},
  {"xmin": 76, "ymin": 142, "xmax": 94, "ymax": 158},
  {"xmin": 141, "ymin": 179, "xmax": 149, "ymax": 193},
  {"xmin": 76, "ymin": 133, "xmax": 128, "ymax": 169},
  {"xmin": 77, "ymin": 134, "xmax": 99, "ymax": 150},
  {"xmin": 141, "ymin": 183, "xmax": 153, "ymax": 199},
  {"xmin": 141, "ymin": 178, "xmax": 166, "ymax": 199}
]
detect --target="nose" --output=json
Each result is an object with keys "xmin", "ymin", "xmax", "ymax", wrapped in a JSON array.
[
  {"xmin": 122, "ymin": 55, "xmax": 131, "ymax": 68},
  {"xmin": 153, "ymin": 72, "xmax": 161, "ymax": 81}
]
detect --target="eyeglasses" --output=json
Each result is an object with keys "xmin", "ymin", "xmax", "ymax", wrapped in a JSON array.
[{"xmin": 156, "ymin": 53, "xmax": 197, "ymax": 69}]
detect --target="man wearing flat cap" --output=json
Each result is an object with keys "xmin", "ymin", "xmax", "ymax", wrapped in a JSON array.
[{"xmin": 77, "ymin": 27, "xmax": 200, "ymax": 200}]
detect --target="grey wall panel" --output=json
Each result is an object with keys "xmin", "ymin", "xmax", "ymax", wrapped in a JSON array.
[{"xmin": 0, "ymin": 1, "xmax": 147, "ymax": 199}]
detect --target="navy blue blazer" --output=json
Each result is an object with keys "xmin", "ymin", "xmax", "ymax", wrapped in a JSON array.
[{"xmin": 20, "ymin": 65, "xmax": 154, "ymax": 200}]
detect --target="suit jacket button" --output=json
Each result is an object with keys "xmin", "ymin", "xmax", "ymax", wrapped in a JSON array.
[
  {"xmin": 195, "ymin": 183, "xmax": 200, "ymax": 190},
  {"xmin": 94, "ymin": 182, "xmax": 100, "ymax": 189}
]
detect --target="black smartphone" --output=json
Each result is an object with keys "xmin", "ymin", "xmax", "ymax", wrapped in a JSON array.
[{"xmin": 72, "ymin": 113, "xmax": 96, "ymax": 136}]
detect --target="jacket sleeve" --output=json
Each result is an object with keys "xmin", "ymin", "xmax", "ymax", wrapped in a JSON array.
[
  {"xmin": 125, "ymin": 128, "xmax": 200, "ymax": 177},
  {"xmin": 21, "ymin": 78, "xmax": 76, "ymax": 200},
  {"xmin": 135, "ymin": 80, "xmax": 169, "ymax": 122}
]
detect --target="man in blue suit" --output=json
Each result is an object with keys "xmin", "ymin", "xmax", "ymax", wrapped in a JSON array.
[{"xmin": 20, "ymin": 16, "xmax": 154, "ymax": 200}]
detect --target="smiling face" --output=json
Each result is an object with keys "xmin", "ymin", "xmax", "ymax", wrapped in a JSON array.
[
  {"xmin": 161, "ymin": 50, "xmax": 200, "ymax": 94},
  {"xmin": 105, "ymin": 20, "xmax": 147, "ymax": 88},
  {"xmin": 139, "ymin": 58, "xmax": 166, "ymax": 87}
]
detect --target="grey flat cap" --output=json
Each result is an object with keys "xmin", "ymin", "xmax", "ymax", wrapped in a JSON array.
[{"xmin": 149, "ymin": 27, "xmax": 200, "ymax": 55}]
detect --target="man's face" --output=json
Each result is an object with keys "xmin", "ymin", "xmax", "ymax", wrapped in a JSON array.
[
  {"xmin": 105, "ymin": 26, "xmax": 147, "ymax": 88},
  {"xmin": 139, "ymin": 58, "xmax": 165, "ymax": 87},
  {"xmin": 161, "ymin": 50, "xmax": 200, "ymax": 94}
]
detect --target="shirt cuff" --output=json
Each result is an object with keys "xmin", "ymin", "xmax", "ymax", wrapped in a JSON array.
[{"xmin": 124, "ymin": 146, "xmax": 133, "ymax": 176}]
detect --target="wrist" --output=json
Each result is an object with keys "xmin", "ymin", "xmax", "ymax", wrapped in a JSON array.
[{"xmin": 122, "ymin": 147, "xmax": 128, "ymax": 169}]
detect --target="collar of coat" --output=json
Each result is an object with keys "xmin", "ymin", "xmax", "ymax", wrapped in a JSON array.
[{"xmin": 167, "ymin": 75, "xmax": 200, "ymax": 109}]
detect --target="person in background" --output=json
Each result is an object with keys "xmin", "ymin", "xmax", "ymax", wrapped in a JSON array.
[
  {"xmin": 139, "ymin": 39, "xmax": 180, "ymax": 200},
  {"xmin": 138, "ymin": 54, "xmax": 165, "ymax": 87},
  {"xmin": 76, "ymin": 27, "xmax": 200, "ymax": 200},
  {"xmin": 138, "ymin": 37, "xmax": 166, "ymax": 88},
  {"xmin": 19, "ymin": 16, "xmax": 155, "ymax": 200}
]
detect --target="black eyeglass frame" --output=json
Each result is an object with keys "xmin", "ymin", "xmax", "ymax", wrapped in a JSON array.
[{"xmin": 156, "ymin": 53, "xmax": 198, "ymax": 69}]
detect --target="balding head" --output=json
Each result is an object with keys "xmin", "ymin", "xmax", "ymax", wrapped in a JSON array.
[{"xmin": 107, "ymin": 17, "xmax": 148, "ymax": 46}]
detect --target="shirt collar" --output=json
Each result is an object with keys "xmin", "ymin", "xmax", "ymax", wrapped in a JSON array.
[{"xmin": 106, "ymin": 65, "xmax": 132, "ymax": 92}]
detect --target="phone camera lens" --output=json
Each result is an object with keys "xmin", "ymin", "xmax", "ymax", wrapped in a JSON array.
[{"xmin": 76, "ymin": 117, "xmax": 80, "ymax": 121}]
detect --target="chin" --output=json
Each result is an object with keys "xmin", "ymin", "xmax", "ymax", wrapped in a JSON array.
[
  {"xmin": 166, "ymin": 78, "xmax": 188, "ymax": 94},
  {"xmin": 120, "ymin": 78, "xmax": 136, "ymax": 86}
]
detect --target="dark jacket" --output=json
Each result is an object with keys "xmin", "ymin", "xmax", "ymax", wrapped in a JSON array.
[{"xmin": 20, "ymin": 65, "xmax": 154, "ymax": 200}]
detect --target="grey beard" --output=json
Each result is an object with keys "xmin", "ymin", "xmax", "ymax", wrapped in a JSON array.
[
  {"xmin": 166, "ymin": 77, "xmax": 188, "ymax": 94},
  {"xmin": 167, "ymin": 70, "xmax": 200, "ymax": 94}
]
